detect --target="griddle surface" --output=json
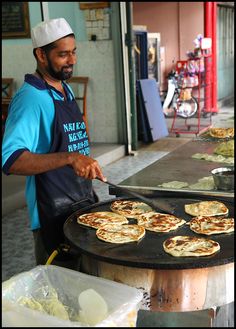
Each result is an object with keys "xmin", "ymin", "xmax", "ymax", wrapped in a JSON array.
[{"xmin": 64, "ymin": 196, "xmax": 234, "ymax": 270}]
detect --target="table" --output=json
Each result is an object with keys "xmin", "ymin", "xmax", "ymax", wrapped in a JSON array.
[{"xmin": 109, "ymin": 138, "xmax": 234, "ymax": 199}]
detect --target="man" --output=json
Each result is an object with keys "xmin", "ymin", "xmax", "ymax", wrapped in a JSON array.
[{"xmin": 2, "ymin": 18, "xmax": 106, "ymax": 269}]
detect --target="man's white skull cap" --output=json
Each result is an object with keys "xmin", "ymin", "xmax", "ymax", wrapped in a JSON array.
[{"xmin": 31, "ymin": 18, "xmax": 74, "ymax": 48}]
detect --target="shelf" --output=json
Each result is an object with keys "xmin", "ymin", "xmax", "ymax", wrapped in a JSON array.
[{"xmin": 169, "ymin": 54, "xmax": 212, "ymax": 136}]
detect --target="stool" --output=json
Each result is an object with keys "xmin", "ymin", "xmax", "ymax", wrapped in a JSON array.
[{"xmin": 2, "ymin": 78, "xmax": 14, "ymax": 98}]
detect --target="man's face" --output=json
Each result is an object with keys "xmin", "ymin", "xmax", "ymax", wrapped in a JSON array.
[{"xmin": 44, "ymin": 36, "xmax": 77, "ymax": 80}]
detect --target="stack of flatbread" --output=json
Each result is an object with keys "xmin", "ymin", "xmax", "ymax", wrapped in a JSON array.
[{"xmin": 207, "ymin": 127, "xmax": 234, "ymax": 139}]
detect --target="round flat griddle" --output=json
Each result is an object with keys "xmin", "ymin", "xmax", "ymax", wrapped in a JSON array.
[{"xmin": 63, "ymin": 195, "xmax": 234, "ymax": 270}]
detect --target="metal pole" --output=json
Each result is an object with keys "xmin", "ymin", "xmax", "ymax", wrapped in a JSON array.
[
  {"xmin": 40, "ymin": 2, "xmax": 49, "ymax": 21},
  {"xmin": 126, "ymin": 2, "xmax": 138, "ymax": 151},
  {"xmin": 211, "ymin": 2, "xmax": 218, "ymax": 112},
  {"xmin": 204, "ymin": 2, "xmax": 213, "ymax": 113},
  {"xmin": 40, "ymin": 2, "xmax": 44, "ymax": 21}
]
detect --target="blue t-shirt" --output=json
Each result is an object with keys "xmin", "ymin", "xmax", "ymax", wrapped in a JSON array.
[{"xmin": 2, "ymin": 74, "xmax": 81, "ymax": 230}]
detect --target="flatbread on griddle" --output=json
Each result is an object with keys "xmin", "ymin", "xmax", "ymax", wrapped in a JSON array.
[
  {"xmin": 163, "ymin": 235, "xmax": 220, "ymax": 257},
  {"xmin": 77, "ymin": 211, "xmax": 128, "ymax": 229},
  {"xmin": 136, "ymin": 212, "xmax": 186, "ymax": 232},
  {"xmin": 187, "ymin": 216, "xmax": 234, "ymax": 235},
  {"xmin": 110, "ymin": 200, "xmax": 152, "ymax": 218},
  {"xmin": 184, "ymin": 200, "xmax": 229, "ymax": 217},
  {"xmin": 96, "ymin": 223, "xmax": 145, "ymax": 243}
]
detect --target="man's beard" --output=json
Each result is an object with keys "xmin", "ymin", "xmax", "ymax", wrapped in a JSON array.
[{"xmin": 46, "ymin": 55, "xmax": 73, "ymax": 81}]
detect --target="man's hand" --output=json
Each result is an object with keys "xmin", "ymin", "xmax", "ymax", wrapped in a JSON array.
[
  {"xmin": 69, "ymin": 153, "xmax": 107, "ymax": 181},
  {"xmin": 8, "ymin": 150, "xmax": 107, "ymax": 181}
]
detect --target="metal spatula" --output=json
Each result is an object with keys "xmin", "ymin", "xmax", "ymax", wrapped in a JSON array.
[{"xmin": 97, "ymin": 178, "xmax": 175, "ymax": 214}]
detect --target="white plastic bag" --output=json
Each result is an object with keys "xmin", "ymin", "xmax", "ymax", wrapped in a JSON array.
[{"xmin": 2, "ymin": 265, "xmax": 143, "ymax": 327}]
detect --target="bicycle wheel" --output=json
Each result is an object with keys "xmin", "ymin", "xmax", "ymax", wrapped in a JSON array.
[
  {"xmin": 161, "ymin": 91, "xmax": 176, "ymax": 118},
  {"xmin": 175, "ymin": 96, "xmax": 198, "ymax": 118}
]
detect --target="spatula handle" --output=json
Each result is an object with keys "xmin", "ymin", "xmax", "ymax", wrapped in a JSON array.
[{"xmin": 96, "ymin": 178, "xmax": 174, "ymax": 214}]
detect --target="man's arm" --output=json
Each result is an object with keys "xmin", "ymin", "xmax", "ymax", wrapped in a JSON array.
[{"xmin": 9, "ymin": 150, "xmax": 106, "ymax": 181}]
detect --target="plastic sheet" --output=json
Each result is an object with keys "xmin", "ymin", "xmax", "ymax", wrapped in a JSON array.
[{"xmin": 2, "ymin": 265, "xmax": 143, "ymax": 327}]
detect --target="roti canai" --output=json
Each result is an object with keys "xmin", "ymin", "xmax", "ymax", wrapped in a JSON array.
[
  {"xmin": 187, "ymin": 216, "xmax": 234, "ymax": 235},
  {"xmin": 163, "ymin": 235, "xmax": 220, "ymax": 257},
  {"xmin": 110, "ymin": 200, "xmax": 152, "ymax": 218},
  {"xmin": 77, "ymin": 211, "xmax": 128, "ymax": 229},
  {"xmin": 137, "ymin": 212, "xmax": 186, "ymax": 232},
  {"xmin": 184, "ymin": 200, "xmax": 229, "ymax": 217},
  {"xmin": 208, "ymin": 127, "xmax": 234, "ymax": 139},
  {"xmin": 96, "ymin": 223, "xmax": 145, "ymax": 243}
]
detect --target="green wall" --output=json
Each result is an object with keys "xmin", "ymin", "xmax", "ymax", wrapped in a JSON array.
[
  {"xmin": 47, "ymin": 2, "xmax": 87, "ymax": 41},
  {"xmin": 217, "ymin": 5, "xmax": 234, "ymax": 100},
  {"xmin": 2, "ymin": 2, "xmax": 87, "ymax": 47}
]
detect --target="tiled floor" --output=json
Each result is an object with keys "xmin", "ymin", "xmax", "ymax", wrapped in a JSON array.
[{"xmin": 2, "ymin": 101, "xmax": 234, "ymax": 326}]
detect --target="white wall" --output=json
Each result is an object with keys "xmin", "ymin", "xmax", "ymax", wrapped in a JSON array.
[
  {"xmin": 2, "ymin": 2, "xmax": 120, "ymax": 143},
  {"xmin": 2, "ymin": 42, "xmax": 119, "ymax": 144}
]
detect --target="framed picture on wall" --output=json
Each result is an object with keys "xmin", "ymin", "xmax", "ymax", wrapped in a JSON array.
[
  {"xmin": 147, "ymin": 33, "xmax": 161, "ymax": 86},
  {"xmin": 2, "ymin": 2, "xmax": 30, "ymax": 39},
  {"xmin": 79, "ymin": 2, "xmax": 110, "ymax": 10}
]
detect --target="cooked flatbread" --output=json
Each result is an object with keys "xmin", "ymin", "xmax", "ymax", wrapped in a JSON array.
[
  {"xmin": 137, "ymin": 212, "xmax": 186, "ymax": 232},
  {"xmin": 96, "ymin": 224, "xmax": 145, "ymax": 243},
  {"xmin": 77, "ymin": 211, "xmax": 128, "ymax": 229},
  {"xmin": 187, "ymin": 216, "xmax": 234, "ymax": 235},
  {"xmin": 184, "ymin": 200, "xmax": 229, "ymax": 217},
  {"xmin": 163, "ymin": 235, "xmax": 220, "ymax": 257},
  {"xmin": 208, "ymin": 127, "xmax": 234, "ymax": 139},
  {"xmin": 110, "ymin": 200, "xmax": 152, "ymax": 218}
]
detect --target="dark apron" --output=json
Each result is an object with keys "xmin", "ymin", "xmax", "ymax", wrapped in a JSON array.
[{"xmin": 35, "ymin": 77, "xmax": 97, "ymax": 259}]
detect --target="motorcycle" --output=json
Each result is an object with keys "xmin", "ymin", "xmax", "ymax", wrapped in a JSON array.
[{"xmin": 162, "ymin": 70, "xmax": 198, "ymax": 118}]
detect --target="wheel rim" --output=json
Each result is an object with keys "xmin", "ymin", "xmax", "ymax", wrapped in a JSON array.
[{"xmin": 176, "ymin": 99, "xmax": 198, "ymax": 118}]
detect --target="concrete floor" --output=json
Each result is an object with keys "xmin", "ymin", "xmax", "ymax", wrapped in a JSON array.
[{"xmin": 2, "ymin": 101, "xmax": 234, "ymax": 326}]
